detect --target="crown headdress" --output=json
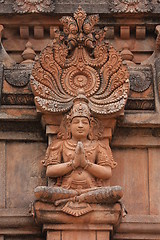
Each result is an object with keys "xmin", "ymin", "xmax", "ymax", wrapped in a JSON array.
[{"xmin": 70, "ymin": 90, "xmax": 90, "ymax": 120}]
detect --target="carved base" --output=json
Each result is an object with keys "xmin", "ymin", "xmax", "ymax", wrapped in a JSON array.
[
  {"xmin": 33, "ymin": 201, "xmax": 122, "ymax": 240},
  {"xmin": 34, "ymin": 201, "xmax": 122, "ymax": 225}
]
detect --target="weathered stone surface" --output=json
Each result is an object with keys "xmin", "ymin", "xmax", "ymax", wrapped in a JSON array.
[
  {"xmin": 0, "ymin": 0, "xmax": 159, "ymax": 14},
  {"xmin": 0, "ymin": 141, "xmax": 5, "ymax": 208},
  {"xmin": 0, "ymin": 63, "xmax": 3, "ymax": 105},
  {"xmin": 148, "ymin": 148, "xmax": 160, "ymax": 215},
  {"xmin": 0, "ymin": 1, "xmax": 160, "ymax": 240},
  {"xmin": 111, "ymin": 148, "xmax": 149, "ymax": 215},
  {"xmin": 34, "ymin": 201, "xmax": 122, "ymax": 224},
  {"xmin": 6, "ymin": 142, "xmax": 46, "ymax": 208},
  {"xmin": 13, "ymin": 0, "xmax": 55, "ymax": 13},
  {"xmin": 4, "ymin": 65, "xmax": 31, "ymax": 87}
]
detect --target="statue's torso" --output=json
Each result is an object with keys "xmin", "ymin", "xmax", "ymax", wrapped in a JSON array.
[{"xmin": 61, "ymin": 140, "xmax": 98, "ymax": 189}]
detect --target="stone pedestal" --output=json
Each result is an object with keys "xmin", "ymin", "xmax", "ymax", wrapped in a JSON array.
[
  {"xmin": 34, "ymin": 201, "xmax": 122, "ymax": 240},
  {"xmin": 45, "ymin": 224, "xmax": 111, "ymax": 240}
]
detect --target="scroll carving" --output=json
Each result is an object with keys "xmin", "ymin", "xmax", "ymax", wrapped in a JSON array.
[
  {"xmin": 13, "ymin": 0, "xmax": 55, "ymax": 13},
  {"xmin": 109, "ymin": 0, "xmax": 154, "ymax": 13}
]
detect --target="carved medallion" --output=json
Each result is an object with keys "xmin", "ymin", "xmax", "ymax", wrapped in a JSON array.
[
  {"xmin": 129, "ymin": 66, "xmax": 152, "ymax": 92},
  {"xmin": 4, "ymin": 66, "xmax": 31, "ymax": 87},
  {"xmin": 13, "ymin": 0, "xmax": 55, "ymax": 13},
  {"xmin": 30, "ymin": 7, "xmax": 129, "ymax": 116},
  {"xmin": 109, "ymin": 0, "xmax": 154, "ymax": 13}
]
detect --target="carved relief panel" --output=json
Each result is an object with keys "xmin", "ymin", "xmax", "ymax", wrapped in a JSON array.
[
  {"xmin": 13, "ymin": 0, "xmax": 55, "ymax": 13},
  {"xmin": 30, "ymin": 7, "xmax": 129, "ymax": 220}
]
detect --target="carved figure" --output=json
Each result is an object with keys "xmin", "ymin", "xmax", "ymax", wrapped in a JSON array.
[
  {"xmin": 35, "ymin": 92, "xmax": 123, "ymax": 216},
  {"xmin": 31, "ymin": 7, "xmax": 129, "ymax": 217}
]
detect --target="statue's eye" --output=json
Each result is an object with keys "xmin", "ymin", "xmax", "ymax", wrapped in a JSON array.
[
  {"xmin": 82, "ymin": 120, "xmax": 89, "ymax": 124},
  {"xmin": 72, "ymin": 119, "xmax": 79, "ymax": 124}
]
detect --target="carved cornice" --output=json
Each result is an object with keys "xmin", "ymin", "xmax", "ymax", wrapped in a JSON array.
[
  {"xmin": 1, "ymin": 94, "xmax": 34, "ymax": 106},
  {"xmin": 109, "ymin": 0, "xmax": 154, "ymax": 13},
  {"xmin": 13, "ymin": 0, "xmax": 55, "ymax": 13},
  {"xmin": 125, "ymin": 98, "xmax": 154, "ymax": 110}
]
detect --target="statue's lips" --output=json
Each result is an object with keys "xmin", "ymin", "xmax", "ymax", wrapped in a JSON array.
[{"xmin": 77, "ymin": 130, "xmax": 85, "ymax": 133}]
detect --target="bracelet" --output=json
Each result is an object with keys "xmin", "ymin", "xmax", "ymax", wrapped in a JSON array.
[
  {"xmin": 83, "ymin": 160, "xmax": 92, "ymax": 170},
  {"xmin": 67, "ymin": 160, "xmax": 76, "ymax": 170},
  {"xmin": 71, "ymin": 159, "xmax": 77, "ymax": 170}
]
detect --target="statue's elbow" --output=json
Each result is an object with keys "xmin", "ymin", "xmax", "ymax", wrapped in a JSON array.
[
  {"xmin": 46, "ymin": 166, "xmax": 54, "ymax": 177},
  {"xmin": 103, "ymin": 167, "xmax": 112, "ymax": 180},
  {"xmin": 107, "ymin": 169, "xmax": 112, "ymax": 179}
]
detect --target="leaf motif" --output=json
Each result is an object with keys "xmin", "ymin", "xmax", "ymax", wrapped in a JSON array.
[
  {"xmin": 90, "ymin": 83, "xmax": 129, "ymax": 106},
  {"xmin": 95, "ymin": 46, "xmax": 122, "ymax": 96},
  {"xmin": 82, "ymin": 43, "xmax": 109, "ymax": 68},
  {"xmin": 34, "ymin": 96, "xmax": 73, "ymax": 113},
  {"xmin": 88, "ymin": 45, "xmax": 129, "ymax": 115},
  {"xmin": 39, "ymin": 45, "xmax": 71, "ymax": 98},
  {"xmin": 89, "ymin": 88, "xmax": 128, "ymax": 115},
  {"xmin": 31, "ymin": 78, "xmax": 72, "ymax": 103},
  {"xmin": 53, "ymin": 43, "xmax": 68, "ymax": 68},
  {"xmin": 31, "ymin": 59, "xmax": 59, "ymax": 93}
]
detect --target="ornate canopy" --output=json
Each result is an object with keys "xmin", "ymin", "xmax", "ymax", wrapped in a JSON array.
[{"xmin": 30, "ymin": 6, "xmax": 129, "ymax": 116}]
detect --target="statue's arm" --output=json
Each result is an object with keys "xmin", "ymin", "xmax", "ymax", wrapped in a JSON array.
[
  {"xmin": 77, "ymin": 141, "xmax": 112, "ymax": 179},
  {"xmin": 84, "ymin": 163, "xmax": 112, "ymax": 180},
  {"xmin": 83, "ymin": 141, "xmax": 116, "ymax": 180},
  {"xmin": 44, "ymin": 140, "xmax": 75, "ymax": 178},
  {"xmin": 46, "ymin": 162, "xmax": 73, "ymax": 178}
]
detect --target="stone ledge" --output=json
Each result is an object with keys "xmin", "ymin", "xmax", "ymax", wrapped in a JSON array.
[
  {"xmin": 119, "ymin": 111, "xmax": 160, "ymax": 127},
  {"xmin": 0, "ymin": 208, "xmax": 41, "ymax": 235},
  {"xmin": 0, "ymin": 106, "xmax": 39, "ymax": 121},
  {"xmin": 114, "ymin": 215, "xmax": 160, "ymax": 240}
]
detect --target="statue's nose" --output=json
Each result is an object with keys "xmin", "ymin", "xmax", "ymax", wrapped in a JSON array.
[{"xmin": 78, "ymin": 121, "xmax": 83, "ymax": 128}]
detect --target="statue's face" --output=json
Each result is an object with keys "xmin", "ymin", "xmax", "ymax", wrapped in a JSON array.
[{"xmin": 71, "ymin": 117, "xmax": 90, "ymax": 140}]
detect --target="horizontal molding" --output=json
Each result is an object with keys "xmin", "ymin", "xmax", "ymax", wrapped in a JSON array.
[
  {"xmin": 0, "ymin": 131, "xmax": 44, "ymax": 141},
  {"xmin": 112, "ymin": 135, "xmax": 160, "ymax": 147},
  {"xmin": 112, "ymin": 126, "xmax": 160, "ymax": 147},
  {"xmin": 0, "ymin": 106, "xmax": 39, "ymax": 121},
  {"xmin": 119, "ymin": 111, "xmax": 160, "ymax": 127},
  {"xmin": 0, "ymin": 208, "xmax": 41, "ymax": 235},
  {"xmin": 114, "ymin": 215, "xmax": 160, "ymax": 240}
]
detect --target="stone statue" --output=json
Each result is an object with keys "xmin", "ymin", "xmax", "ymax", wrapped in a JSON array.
[
  {"xmin": 34, "ymin": 92, "xmax": 123, "ymax": 216},
  {"xmin": 30, "ymin": 6, "xmax": 129, "ymax": 217}
]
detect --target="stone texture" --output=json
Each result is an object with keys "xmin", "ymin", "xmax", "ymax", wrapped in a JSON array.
[
  {"xmin": 111, "ymin": 148, "xmax": 149, "ymax": 215},
  {"xmin": 148, "ymin": 148, "xmax": 160, "ymax": 215},
  {"xmin": 0, "ymin": 141, "xmax": 6, "ymax": 208},
  {"xmin": 6, "ymin": 142, "xmax": 46, "ymax": 208},
  {"xmin": 0, "ymin": 1, "xmax": 160, "ymax": 240}
]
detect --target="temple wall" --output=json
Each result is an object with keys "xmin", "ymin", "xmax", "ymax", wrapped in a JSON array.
[
  {"xmin": 0, "ymin": 1, "xmax": 160, "ymax": 239},
  {"xmin": 0, "ymin": 123, "xmax": 160, "ymax": 239}
]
